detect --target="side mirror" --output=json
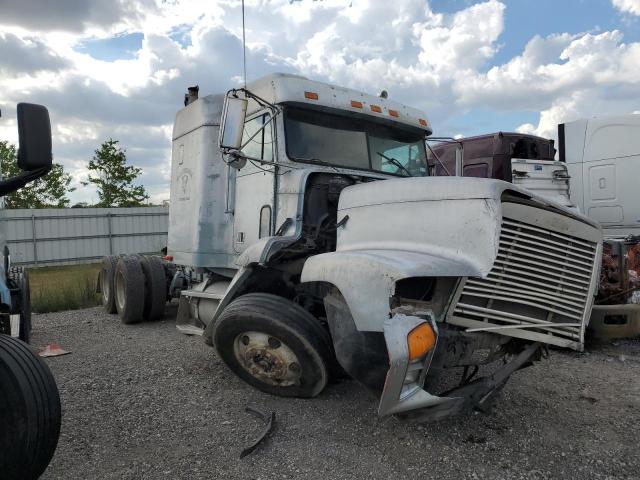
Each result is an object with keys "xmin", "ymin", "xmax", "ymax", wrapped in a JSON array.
[
  {"xmin": 17, "ymin": 103, "xmax": 52, "ymax": 171},
  {"xmin": 219, "ymin": 96, "xmax": 248, "ymax": 150}
]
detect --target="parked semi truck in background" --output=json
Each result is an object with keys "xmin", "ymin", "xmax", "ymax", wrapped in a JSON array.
[
  {"xmin": 100, "ymin": 73, "xmax": 602, "ymax": 421},
  {"xmin": 429, "ymin": 114, "xmax": 640, "ymax": 339},
  {"xmin": 0, "ymin": 104, "xmax": 61, "ymax": 479}
]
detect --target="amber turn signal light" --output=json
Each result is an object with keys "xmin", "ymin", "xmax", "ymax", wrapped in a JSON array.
[{"xmin": 407, "ymin": 323, "xmax": 436, "ymax": 361}]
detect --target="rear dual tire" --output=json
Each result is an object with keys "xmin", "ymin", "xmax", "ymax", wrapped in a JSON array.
[
  {"xmin": 140, "ymin": 256, "xmax": 167, "ymax": 321},
  {"xmin": 115, "ymin": 256, "xmax": 145, "ymax": 324},
  {"xmin": 100, "ymin": 255, "xmax": 118, "ymax": 314},
  {"xmin": 102, "ymin": 255, "xmax": 167, "ymax": 324}
]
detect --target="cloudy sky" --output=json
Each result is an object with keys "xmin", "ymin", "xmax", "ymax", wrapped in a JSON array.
[{"xmin": 1, "ymin": 0, "xmax": 639, "ymax": 204}]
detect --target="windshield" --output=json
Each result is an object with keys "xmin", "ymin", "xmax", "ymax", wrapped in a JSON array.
[{"xmin": 284, "ymin": 107, "xmax": 428, "ymax": 177}]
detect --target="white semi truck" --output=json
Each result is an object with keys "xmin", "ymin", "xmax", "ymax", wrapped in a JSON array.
[{"xmin": 100, "ymin": 73, "xmax": 603, "ymax": 420}]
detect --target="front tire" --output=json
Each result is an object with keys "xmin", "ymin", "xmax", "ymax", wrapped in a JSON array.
[
  {"xmin": 0, "ymin": 334, "xmax": 61, "ymax": 480},
  {"xmin": 213, "ymin": 293, "xmax": 332, "ymax": 398}
]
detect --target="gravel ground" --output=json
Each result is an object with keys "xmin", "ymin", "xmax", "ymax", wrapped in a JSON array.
[{"xmin": 32, "ymin": 306, "xmax": 640, "ymax": 480}]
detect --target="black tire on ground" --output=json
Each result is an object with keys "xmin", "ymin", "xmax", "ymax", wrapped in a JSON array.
[
  {"xmin": 0, "ymin": 334, "xmax": 61, "ymax": 480},
  {"xmin": 114, "ymin": 255, "xmax": 145, "ymax": 324},
  {"xmin": 140, "ymin": 256, "xmax": 166, "ymax": 321},
  {"xmin": 213, "ymin": 293, "xmax": 333, "ymax": 398},
  {"xmin": 100, "ymin": 255, "xmax": 119, "ymax": 314}
]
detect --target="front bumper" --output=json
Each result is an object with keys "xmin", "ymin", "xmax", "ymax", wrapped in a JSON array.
[{"xmin": 378, "ymin": 313, "xmax": 540, "ymax": 421}]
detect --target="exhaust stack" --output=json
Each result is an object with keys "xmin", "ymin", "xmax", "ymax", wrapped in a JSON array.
[{"xmin": 184, "ymin": 85, "xmax": 200, "ymax": 106}]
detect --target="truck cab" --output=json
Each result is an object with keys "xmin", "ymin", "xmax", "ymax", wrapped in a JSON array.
[
  {"xmin": 116, "ymin": 73, "xmax": 604, "ymax": 421},
  {"xmin": 559, "ymin": 114, "xmax": 640, "ymax": 236}
]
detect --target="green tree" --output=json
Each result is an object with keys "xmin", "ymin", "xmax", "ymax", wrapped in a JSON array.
[
  {"xmin": 85, "ymin": 138, "xmax": 149, "ymax": 207},
  {"xmin": 0, "ymin": 140, "xmax": 75, "ymax": 208}
]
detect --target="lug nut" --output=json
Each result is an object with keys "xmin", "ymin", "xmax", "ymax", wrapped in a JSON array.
[{"xmin": 289, "ymin": 362, "xmax": 300, "ymax": 373}]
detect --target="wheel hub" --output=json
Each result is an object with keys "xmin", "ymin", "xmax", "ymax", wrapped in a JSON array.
[{"xmin": 234, "ymin": 331, "xmax": 301, "ymax": 386}]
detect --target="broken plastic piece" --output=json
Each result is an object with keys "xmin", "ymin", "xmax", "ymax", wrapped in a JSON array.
[
  {"xmin": 239, "ymin": 406, "xmax": 276, "ymax": 458},
  {"xmin": 39, "ymin": 343, "xmax": 70, "ymax": 357}
]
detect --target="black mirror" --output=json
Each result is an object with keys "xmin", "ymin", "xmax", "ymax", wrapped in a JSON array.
[
  {"xmin": 0, "ymin": 103, "xmax": 53, "ymax": 197},
  {"xmin": 17, "ymin": 103, "xmax": 52, "ymax": 171}
]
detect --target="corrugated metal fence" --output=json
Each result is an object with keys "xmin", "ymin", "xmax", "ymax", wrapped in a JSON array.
[{"xmin": 1, "ymin": 207, "xmax": 169, "ymax": 267}]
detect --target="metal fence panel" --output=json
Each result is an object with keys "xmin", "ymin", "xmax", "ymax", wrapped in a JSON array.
[{"xmin": 0, "ymin": 207, "xmax": 169, "ymax": 267}]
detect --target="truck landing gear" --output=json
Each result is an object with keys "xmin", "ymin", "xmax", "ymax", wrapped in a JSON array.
[
  {"xmin": 213, "ymin": 293, "xmax": 333, "ymax": 398},
  {"xmin": 0, "ymin": 335, "xmax": 61, "ymax": 480}
]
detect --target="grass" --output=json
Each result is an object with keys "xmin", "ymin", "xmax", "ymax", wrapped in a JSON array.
[{"xmin": 29, "ymin": 263, "xmax": 102, "ymax": 313}]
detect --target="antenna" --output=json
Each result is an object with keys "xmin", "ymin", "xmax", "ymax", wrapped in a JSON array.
[{"xmin": 241, "ymin": 0, "xmax": 247, "ymax": 88}]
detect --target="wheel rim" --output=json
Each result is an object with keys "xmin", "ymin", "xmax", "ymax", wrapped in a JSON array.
[
  {"xmin": 101, "ymin": 269, "xmax": 111, "ymax": 304},
  {"xmin": 233, "ymin": 331, "xmax": 301, "ymax": 386},
  {"xmin": 115, "ymin": 271, "xmax": 126, "ymax": 311}
]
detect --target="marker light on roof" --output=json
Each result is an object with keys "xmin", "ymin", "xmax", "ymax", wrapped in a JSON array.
[
  {"xmin": 388, "ymin": 109, "xmax": 399, "ymax": 117},
  {"xmin": 351, "ymin": 100, "xmax": 363, "ymax": 108},
  {"xmin": 419, "ymin": 118, "xmax": 428, "ymax": 126},
  {"xmin": 370, "ymin": 105, "xmax": 382, "ymax": 113},
  {"xmin": 304, "ymin": 91, "xmax": 319, "ymax": 100}
]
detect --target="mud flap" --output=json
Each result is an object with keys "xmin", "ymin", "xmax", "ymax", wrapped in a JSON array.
[{"xmin": 175, "ymin": 294, "xmax": 205, "ymax": 336}]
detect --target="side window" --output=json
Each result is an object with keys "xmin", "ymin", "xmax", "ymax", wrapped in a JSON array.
[{"xmin": 241, "ymin": 113, "xmax": 273, "ymax": 161}]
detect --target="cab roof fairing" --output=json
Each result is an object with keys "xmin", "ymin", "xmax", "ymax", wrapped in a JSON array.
[{"xmin": 244, "ymin": 73, "xmax": 433, "ymax": 135}]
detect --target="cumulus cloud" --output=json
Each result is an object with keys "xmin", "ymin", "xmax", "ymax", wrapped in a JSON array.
[
  {"xmin": 0, "ymin": 33, "xmax": 71, "ymax": 74},
  {"xmin": 612, "ymin": 0, "xmax": 640, "ymax": 15},
  {"xmin": 0, "ymin": 0, "xmax": 154, "ymax": 34},
  {"xmin": 0, "ymin": 0, "xmax": 639, "ymax": 202},
  {"xmin": 457, "ymin": 29, "xmax": 640, "ymax": 138}
]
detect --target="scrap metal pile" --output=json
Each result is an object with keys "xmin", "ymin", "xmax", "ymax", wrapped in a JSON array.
[{"xmin": 598, "ymin": 237, "xmax": 640, "ymax": 305}]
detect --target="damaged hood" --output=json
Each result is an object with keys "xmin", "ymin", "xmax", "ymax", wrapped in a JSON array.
[{"xmin": 339, "ymin": 176, "xmax": 599, "ymax": 229}]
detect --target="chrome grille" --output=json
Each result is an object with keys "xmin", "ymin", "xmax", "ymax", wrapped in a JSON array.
[{"xmin": 450, "ymin": 217, "xmax": 599, "ymax": 349}]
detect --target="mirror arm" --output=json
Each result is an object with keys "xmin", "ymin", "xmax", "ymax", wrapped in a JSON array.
[
  {"xmin": 238, "ymin": 109, "xmax": 281, "ymax": 151},
  {"xmin": 0, "ymin": 166, "xmax": 51, "ymax": 197},
  {"xmin": 231, "ymin": 88, "xmax": 278, "ymax": 111}
]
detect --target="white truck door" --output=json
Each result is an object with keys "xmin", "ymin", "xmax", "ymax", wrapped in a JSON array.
[
  {"xmin": 233, "ymin": 112, "xmax": 275, "ymax": 254},
  {"xmin": 581, "ymin": 115, "xmax": 640, "ymax": 235}
]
